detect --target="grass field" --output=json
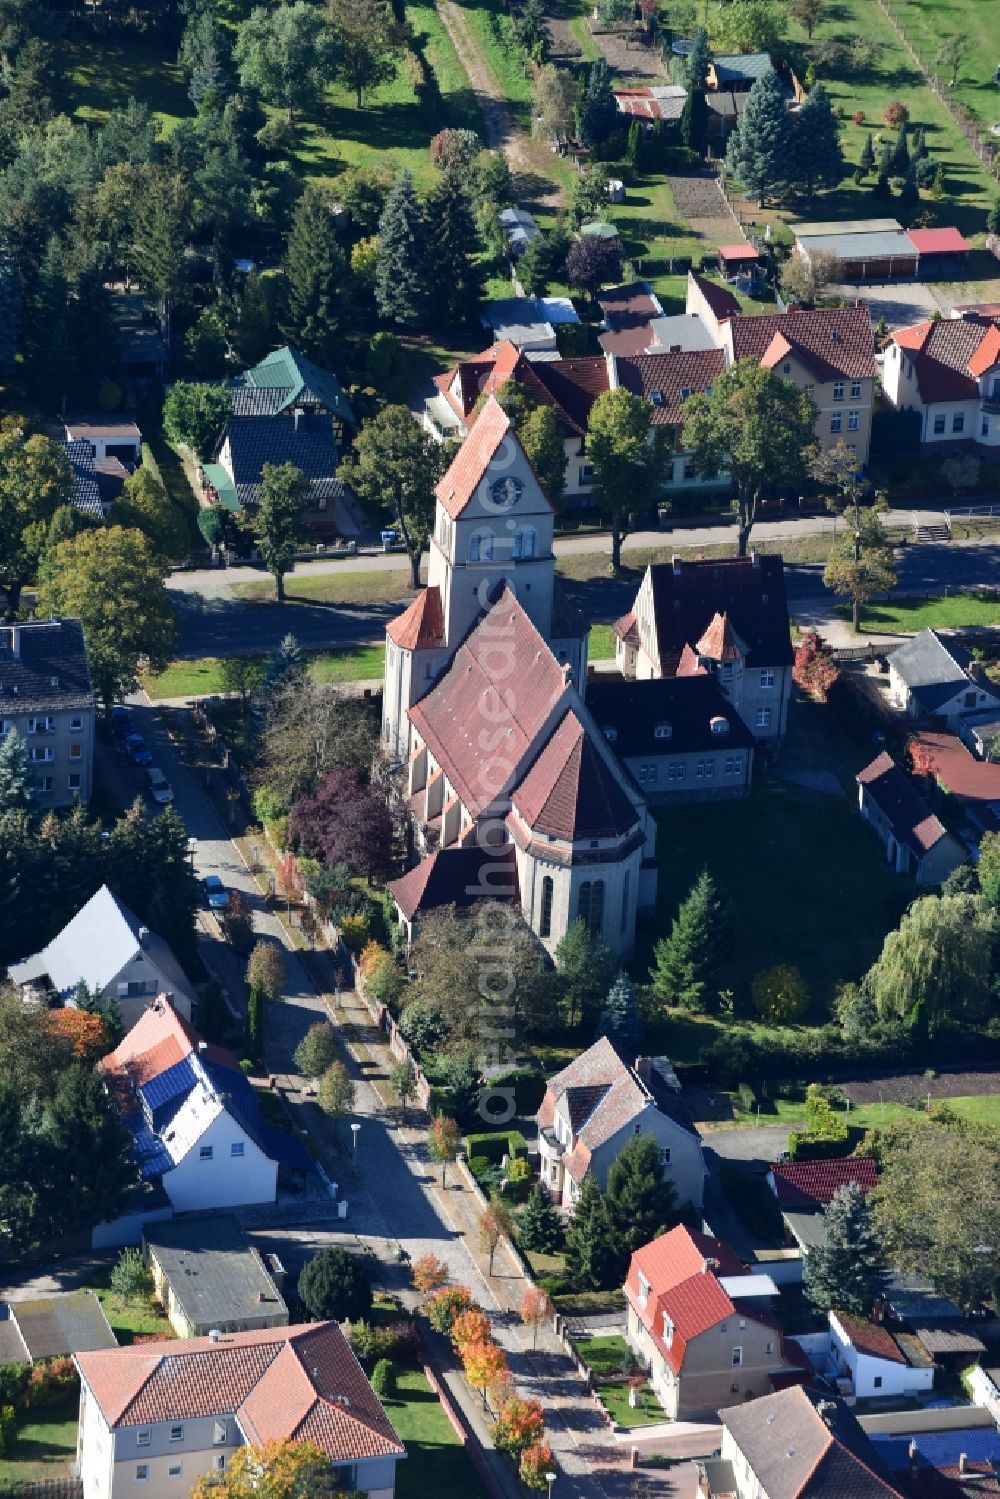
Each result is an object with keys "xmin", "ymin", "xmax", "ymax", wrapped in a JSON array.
[
  {"xmin": 880, "ymin": 0, "xmax": 1000, "ymax": 136},
  {"xmin": 555, "ymin": 527, "xmax": 838, "ymax": 584},
  {"xmin": 143, "ymin": 643, "xmax": 387, "ymax": 699},
  {"xmin": 729, "ymin": 1093, "xmax": 1000, "ymax": 1132},
  {"xmin": 0, "ymin": 1395, "xmax": 78, "ymax": 1484},
  {"xmin": 384, "ymin": 1368, "xmax": 489, "ymax": 1499},
  {"xmin": 82, "ymin": 1268, "xmax": 174, "ymax": 1346},
  {"xmin": 232, "ymin": 568, "xmax": 416, "ymax": 606},
  {"xmin": 849, "ymin": 593, "xmax": 1000, "ymax": 632},
  {"xmin": 596, "ymin": 1382, "xmax": 667, "ymax": 1427}
]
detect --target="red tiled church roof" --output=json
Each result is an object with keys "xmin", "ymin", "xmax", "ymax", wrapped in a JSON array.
[
  {"xmin": 435, "ymin": 397, "xmax": 516, "ymax": 520},
  {"xmin": 386, "ymin": 586, "xmax": 445, "ymax": 650},
  {"xmin": 511, "ymin": 708, "xmax": 639, "ymax": 841}
]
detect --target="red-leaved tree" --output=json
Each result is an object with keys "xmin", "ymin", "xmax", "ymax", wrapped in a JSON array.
[
  {"xmin": 494, "ymin": 1396, "xmax": 545, "ymax": 1457},
  {"xmin": 288, "ymin": 767, "xmax": 393, "ymax": 881},
  {"xmin": 792, "ymin": 630, "xmax": 839, "ymax": 702},
  {"xmin": 907, "ymin": 736, "xmax": 936, "ymax": 781},
  {"xmin": 565, "ymin": 235, "xmax": 624, "ymax": 301}
]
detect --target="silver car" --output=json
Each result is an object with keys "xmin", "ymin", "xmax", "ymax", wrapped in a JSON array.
[{"xmin": 145, "ymin": 766, "xmax": 174, "ymax": 805}]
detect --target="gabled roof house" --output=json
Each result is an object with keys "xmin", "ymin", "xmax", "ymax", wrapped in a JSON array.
[
  {"xmin": 624, "ymin": 1224, "xmax": 795, "ymax": 1419},
  {"xmin": 768, "ymin": 1157, "xmax": 878, "ymax": 1253},
  {"xmin": 887, "ymin": 629, "xmax": 998, "ymax": 731},
  {"xmin": 536, "ymin": 1037, "xmax": 705, "ymax": 1212},
  {"xmin": 856, "ymin": 752, "xmax": 964, "ymax": 885},
  {"xmin": 882, "ymin": 313, "xmax": 1000, "ymax": 451},
  {"xmin": 99, "ymin": 998, "xmax": 311, "ymax": 1214},
  {"xmin": 75, "ymin": 1321, "xmax": 405, "ymax": 1499}
]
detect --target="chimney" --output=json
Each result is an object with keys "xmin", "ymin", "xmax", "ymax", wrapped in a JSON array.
[
  {"xmin": 138, "ymin": 926, "xmax": 149, "ymax": 945},
  {"xmin": 9, "ymin": 625, "xmax": 19, "ymax": 658},
  {"xmin": 960, "ymin": 1456, "xmax": 969, "ymax": 1476},
  {"xmin": 293, "ymin": 406, "xmax": 305, "ymax": 432},
  {"xmin": 209, "ymin": 1328, "xmax": 221, "ymax": 1342},
  {"xmin": 258, "ymin": 1291, "xmax": 267, "ymax": 1303},
  {"xmin": 672, "ymin": 555, "xmax": 683, "ymax": 576},
  {"xmin": 909, "ymin": 1441, "xmax": 919, "ymax": 1467}
]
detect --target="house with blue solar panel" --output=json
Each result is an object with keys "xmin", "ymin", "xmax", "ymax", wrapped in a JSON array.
[{"xmin": 99, "ymin": 997, "xmax": 312, "ymax": 1214}]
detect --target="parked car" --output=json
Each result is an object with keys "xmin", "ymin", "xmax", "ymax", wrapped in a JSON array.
[
  {"xmin": 125, "ymin": 733, "xmax": 153, "ymax": 765},
  {"xmin": 145, "ymin": 767, "xmax": 173, "ymax": 805},
  {"xmin": 111, "ymin": 705, "xmax": 132, "ymax": 739},
  {"xmin": 202, "ymin": 874, "xmax": 230, "ymax": 911}
]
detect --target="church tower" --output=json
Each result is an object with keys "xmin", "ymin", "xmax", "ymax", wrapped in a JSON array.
[{"xmin": 382, "ymin": 398, "xmax": 587, "ymax": 761}]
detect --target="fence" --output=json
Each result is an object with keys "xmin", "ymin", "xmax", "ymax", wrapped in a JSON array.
[
  {"xmin": 13, "ymin": 1482, "xmax": 83, "ymax": 1499},
  {"xmin": 876, "ymin": 0, "xmax": 1000, "ymax": 183}
]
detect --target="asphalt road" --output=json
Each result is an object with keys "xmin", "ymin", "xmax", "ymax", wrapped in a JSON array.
[{"xmin": 169, "ymin": 539, "xmax": 1000, "ymax": 658}]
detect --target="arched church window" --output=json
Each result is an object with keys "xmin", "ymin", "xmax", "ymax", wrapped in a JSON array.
[{"xmin": 540, "ymin": 876, "xmax": 553, "ymax": 939}]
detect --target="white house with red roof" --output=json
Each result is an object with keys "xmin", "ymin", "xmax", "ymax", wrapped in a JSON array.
[
  {"xmin": 383, "ymin": 397, "xmax": 657, "ymax": 956},
  {"xmin": 75, "ymin": 1321, "xmax": 405, "ymax": 1499},
  {"xmin": 535, "ymin": 1037, "xmax": 706, "ymax": 1211},
  {"xmin": 624, "ymin": 1225, "xmax": 796, "ymax": 1418},
  {"xmin": 881, "ymin": 312, "xmax": 1000, "ymax": 450},
  {"xmin": 828, "ymin": 1310, "xmax": 935, "ymax": 1400}
]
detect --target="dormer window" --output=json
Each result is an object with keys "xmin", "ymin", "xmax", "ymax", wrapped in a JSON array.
[
  {"xmin": 710, "ymin": 716, "xmax": 729, "ymax": 736},
  {"xmin": 654, "ymin": 722, "xmax": 672, "ymax": 740},
  {"xmin": 603, "ymin": 726, "xmax": 618, "ymax": 742},
  {"xmin": 637, "ymin": 1271, "xmax": 650, "ymax": 1308},
  {"xmin": 651, "ymin": 390, "xmax": 665, "ymax": 406},
  {"xmin": 680, "ymin": 387, "xmax": 692, "ymax": 401},
  {"xmin": 662, "ymin": 1312, "xmax": 674, "ymax": 1345}
]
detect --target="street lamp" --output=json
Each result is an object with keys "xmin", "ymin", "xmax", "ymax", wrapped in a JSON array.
[
  {"xmin": 186, "ymin": 836, "xmax": 198, "ymax": 870},
  {"xmin": 545, "ymin": 1473, "xmax": 557, "ymax": 1499},
  {"xmin": 351, "ymin": 1123, "xmax": 360, "ymax": 1158}
]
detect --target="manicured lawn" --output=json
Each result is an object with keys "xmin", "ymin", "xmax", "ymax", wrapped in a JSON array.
[
  {"xmin": 638, "ymin": 777, "xmax": 915, "ymax": 1016},
  {"xmin": 82, "ymin": 1269, "xmax": 174, "ymax": 1346},
  {"xmin": 232, "ymin": 568, "xmax": 416, "ymax": 606},
  {"xmin": 555, "ymin": 528, "xmax": 837, "ymax": 584},
  {"xmin": 143, "ymin": 644, "xmax": 387, "ymax": 699},
  {"xmin": 595, "ymin": 1381, "xmax": 666, "ymax": 1427},
  {"xmin": 589, "ymin": 623, "xmax": 616, "ymax": 660},
  {"xmin": 0, "ymin": 1395, "xmax": 79, "ymax": 1484},
  {"xmin": 941, "ymin": 1096, "xmax": 1000, "ymax": 1131},
  {"xmin": 575, "ymin": 1333, "xmax": 633, "ymax": 1377},
  {"xmin": 849, "ymin": 593, "xmax": 1000, "ymax": 633},
  {"xmin": 383, "ymin": 1368, "xmax": 489, "ymax": 1499}
]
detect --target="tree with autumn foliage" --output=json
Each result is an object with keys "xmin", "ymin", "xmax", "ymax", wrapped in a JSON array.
[
  {"xmin": 426, "ymin": 1285, "xmax": 474, "ymax": 1335},
  {"xmin": 451, "ymin": 1307, "xmax": 492, "ymax": 1353},
  {"xmin": 462, "ymin": 1337, "xmax": 508, "ymax": 1408},
  {"xmin": 519, "ymin": 1286, "xmax": 553, "ymax": 1350},
  {"xmin": 288, "ymin": 766, "xmax": 394, "ymax": 883},
  {"xmin": 245, "ymin": 940, "xmax": 285, "ymax": 1003},
  {"xmin": 275, "ymin": 850, "xmax": 303, "ymax": 902},
  {"xmin": 479, "ymin": 1200, "xmax": 515, "ymax": 1275},
  {"xmin": 792, "ymin": 630, "xmax": 839, "ymax": 702},
  {"xmin": 191, "ymin": 1437, "xmax": 350, "ymax": 1496},
  {"xmin": 907, "ymin": 736, "xmax": 937, "ymax": 783},
  {"xmin": 46, "ymin": 1009, "xmax": 109, "ymax": 1064},
  {"xmin": 411, "ymin": 1253, "xmax": 449, "ymax": 1302},
  {"xmin": 495, "ymin": 1395, "xmax": 545, "ymax": 1457},
  {"xmin": 429, "ymin": 1114, "xmax": 461, "ymax": 1185},
  {"xmin": 521, "ymin": 1442, "xmax": 557, "ymax": 1491}
]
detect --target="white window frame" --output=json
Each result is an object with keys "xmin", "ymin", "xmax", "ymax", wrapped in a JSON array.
[
  {"xmin": 756, "ymin": 707, "xmax": 772, "ymax": 729},
  {"xmin": 200, "ymin": 1145, "xmax": 214, "ymax": 1161},
  {"xmin": 850, "ymin": 380, "xmax": 862, "ymax": 399},
  {"xmin": 848, "ymin": 409, "xmax": 859, "ymax": 431},
  {"xmin": 732, "ymin": 1346, "xmax": 743, "ymax": 1367},
  {"xmin": 137, "ymin": 1431, "xmax": 151, "ymax": 1448},
  {"xmin": 170, "ymin": 1425, "xmax": 183, "ymax": 1442},
  {"xmin": 136, "ymin": 1466, "xmax": 149, "ymax": 1482},
  {"xmin": 760, "ymin": 668, "xmax": 775, "ymax": 688},
  {"xmin": 231, "ymin": 1142, "xmax": 244, "ymax": 1157},
  {"xmin": 832, "ymin": 382, "xmax": 844, "ymax": 401},
  {"xmin": 830, "ymin": 412, "xmax": 842, "ymax": 434}
]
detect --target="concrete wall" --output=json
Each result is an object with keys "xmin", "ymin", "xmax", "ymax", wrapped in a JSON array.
[{"xmin": 91, "ymin": 1204, "xmax": 173, "ymax": 1252}]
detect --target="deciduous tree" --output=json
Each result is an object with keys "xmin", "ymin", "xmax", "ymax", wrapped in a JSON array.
[
  {"xmin": 751, "ymin": 964, "xmax": 808, "ymax": 1023},
  {"xmin": 521, "ymin": 1443, "xmax": 557, "ymax": 1492},
  {"xmin": 0, "ymin": 729, "xmax": 33, "ymax": 813},
  {"xmin": 429, "ymin": 1114, "xmax": 461, "ymax": 1184},
  {"xmin": 804, "ymin": 1181, "xmax": 886, "ymax": 1314},
  {"xmin": 565, "ymin": 234, "xmax": 624, "ymax": 304},
  {"xmin": 586, "ymin": 386, "xmax": 665, "ymax": 570},
  {"xmin": 36, "ymin": 527, "xmax": 176, "ymax": 714},
  {"xmin": 790, "ymin": 0, "xmax": 825, "ymax": 36},
  {"xmin": 245, "ymin": 940, "xmax": 285, "ymax": 1003},
  {"xmin": 865, "ymin": 895, "xmax": 995, "ymax": 1039},
  {"xmin": 110, "ymin": 1246, "xmax": 152, "ymax": 1306},
  {"xmin": 390, "ymin": 1056, "xmax": 417, "ymax": 1122},
  {"xmin": 494, "ymin": 1394, "xmax": 545, "ymax": 1454},
  {"xmin": 289, "ymin": 766, "xmax": 393, "ymax": 882},
  {"xmin": 718, "ymin": 0, "xmax": 786, "ymax": 53},
  {"xmin": 479, "ymin": 1201, "xmax": 515, "ymax": 1275},
  {"xmin": 318, "ymin": 1060, "xmax": 356, "ymax": 1133},
  {"xmin": 533, "ymin": 64, "xmax": 578, "ymax": 144},
  {"xmin": 0, "ymin": 424, "xmax": 73, "ymax": 617},
  {"xmin": 462, "ymin": 1337, "xmax": 508, "ymax": 1406},
  {"xmin": 295, "ymin": 1022, "xmax": 340, "ymax": 1079},
  {"xmin": 683, "ymin": 361, "xmax": 816, "ymax": 555},
  {"xmin": 298, "ymin": 1246, "xmax": 372, "ymax": 1322},
  {"xmin": 412, "ymin": 1253, "xmax": 449, "ymax": 1300},
  {"xmin": 792, "ymin": 630, "xmax": 839, "ymax": 701},
  {"xmin": 112, "ymin": 466, "xmax": 189, "ymax": 564},
  {"xmin": 339, "ymin": 405, "xmax": 444, "ymax": 588},
  {"xmin": 234, "ymin": 2, "xmax": 336, "ymax": 122},
  {"xmin": 192, "ymin": 1439, "xmax": 340, "ymax": 1497},
  {"xmin": 329, "ymin": 0, "xmax": 407, "ymax": 106},
  {"xmin": 519, "ymin": 1287, "xmax": 553, "ymax": 1350},
  {"xmin": 162, "ymin": 382, "xmax": 231, "ymax": 461},
  {"xmin": 249, "ymin": 462, "xmax": 312, "ymax": 603}
]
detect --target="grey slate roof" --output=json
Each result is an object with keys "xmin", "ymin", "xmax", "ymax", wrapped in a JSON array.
[
  {"xmin": 889, "ymin": 628, "xmax": 985, "ymax": 713},
  {"xmin": 221, "ymin": 413, "xmax": 344, "ymax": 511},
  {"xmin": 9, "ymin": 883, "xmax": 194, "ymax": 1006},
  {"xmin": 7, "ymin": 1291, "xmax": 117, "ymax": 1360},
  {"xmin": 712, "ymin": 52, "xmax": 774, "ymax": 83},
  {"xmin": 587, "ymin": 675, "xmax": 754, "ymax": 757},
  {"xmin": 144, "ymin": 1215, "xmax": 287, "ymax": 1330},
  {"xmin": 62, "ymin": 440, "xmax": 107, "ymax": 520},
  {"xmin": 722, "ymin": 1387, "xmax": 904, "ymax": 1499},
  {"xmin": 0, "ymin": 619, "xmax": 94, "ymax": 713}
]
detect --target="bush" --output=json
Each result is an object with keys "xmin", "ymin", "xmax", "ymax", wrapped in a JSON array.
[
  {"xmin": 883, "ymin": 100, "xmax": 909, "ymax": 126},
  {"xmin": 371, "ymin": 1358, "xmax": 395, "ymax": 1396},
  {"xmin": 0, "ymin": 1406, "xmax": 14, "ymax": 1458},
  {"xmin": 751, "ymin": 965, "xmax": 808, "ymax": 1024},
  {"xmin": 465, "ymin": 1129, "xmax": 527, "ymax": 1163},
  {"xmin": 468, "ymin": 1155, "xmax": 505, "ymax": 1194},
  {"xmin": 26, "ymin": 1358, "xmax": 79, "ymax": 1408},
  {"xmin": 0, "ymin": 1366, "xmax": 29, "ymax": 1411},
  {"xmin": 719, "ymin": 1164, "xmax": 783, "ymax": 1239},
  {"xmin": 299, "ymin": 1247, "xmax": 373, "ymax": 1323},
  {"xmin": 347, "ymin": 1318, "xmax": 419, "ymax": 1365},
  {"xmin": 340, "ymin": 912, "xmax": 370, "ymax": 954},
  {"xmin": 789, "ymin": 1084, "xmax": 850, "ymax": 1160},
  {"xmin": 491, "ymin": 1067, "xmax": 547, "ymax": 1114}
]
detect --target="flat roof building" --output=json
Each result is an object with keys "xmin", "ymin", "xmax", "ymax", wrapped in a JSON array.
[{"xmin": 144, "ymin": 1215, "xmax": 288, "ymax": 1339}]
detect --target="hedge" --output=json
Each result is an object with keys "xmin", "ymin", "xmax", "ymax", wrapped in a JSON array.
[
  {"xmin": 491, "ymin": 1068, "xmax": 547, "ymax": 1115},
  {"xmin": 465, "ymin": 1129, "xmax": 527, "ymax": 1163}
]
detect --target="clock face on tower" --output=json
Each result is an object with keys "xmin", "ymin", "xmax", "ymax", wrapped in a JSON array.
[{"xmin": 490, "ymin": 475, "xmax": 522, "ymax": 508}]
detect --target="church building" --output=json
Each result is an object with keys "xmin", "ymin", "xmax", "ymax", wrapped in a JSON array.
[{"xmin": 382, "ymin": 397, "xmax": 658, "ymax": 957}]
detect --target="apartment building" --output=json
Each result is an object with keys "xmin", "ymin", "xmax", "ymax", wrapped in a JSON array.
[{"xmin": 0, "ymin": 619, "xmax": 95, "ymax": 807}]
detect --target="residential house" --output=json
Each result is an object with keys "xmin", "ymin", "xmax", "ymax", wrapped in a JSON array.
[
  {"xmin": 864, "ymin": 1408, "xmax": 1000, "ymax": 1499},
  {"xmin": 959, "ymin": 709, "xmax": 1000, "ymax": 762},
  {"xmin": 856, "ymin": 752, "xmax": 964, "ymax": 884},
  {"xmin": 624, "ymin": 1225, "xmax": 793, "ymax": 1418},
  {"xmin": 887, "ymin": 630, "xmax": 998, "ymax": 729},
  {"xmin": 0, "ymin": 1292, "xmax": 117, "ymax": 1362},
  {"xmin": 64, "ymin": 416, "xmax": 142, "ymax": 466},
  {"xmin": 382, "ymin": 398, "xmax": 657, "ymax": 957},
  {"xmin": 100, "ymin": 997, "xmax": 311, "ymax": 1213},
  {"xmin": 767, "ymin": 1158, "xmax": 879, "ymax": 1255},
  {"xmin": 907, "ymin": 730, "xmax": 1000, "ymax": 822},
  {"xmin": 535, "ymin": 1037, "xmax": 706, "ymax": 1211},
  {"xmin": 828, "ymin": 1311, "xmax": 935, "ymax": 1400},
  {"xmin": 144, "ymin": 1216, "xmax": 288, "ymax": 1339},
  {"xmin": 616, "ymin": 347, "xmax": 728, "ymax": 492},
  {"xmin": 598, "ymin": 282, "xmax": 665, "ymax": 357},
  {"xmin": 9, "ymin": 885, "xmax": 196, "ymax": 1027},
  {"xmin": 423, "ymin": 339, "xmax": 611, "ymax": 499},
  {"xmin": 614, "ymin": 554, "xmax": 793, "ymax": 742},
  {"xmin": 75, "ymin": 1321, "xmax": 406, "ymax": 1499},
  {"xmin": 587, "ymin": 676, "xmax": 754, "ymax": 801},
  {"xmin": 63, "ymin": 440, "xmax": 110, "ymax": 522},
  {"xmin": 0, "ymin": 619, "xmax": 95, "ymax": 807},
  {"xmin": 882, "ymin": 313, "xmax": 1000, "ymax": 451},
  {"xmin": 202, "ymin": 346, "xmax": 360, "ymax": 539},
  {"xmin": 703, "ymin": 1385, "xmax": 906, "ymax": 1499}
]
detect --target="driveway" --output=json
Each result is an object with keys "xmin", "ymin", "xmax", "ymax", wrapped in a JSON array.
[
  {"xmin": 698, "ymin": 1123, "xmax": 790, "ymax": 1165},
  {"xmin": 830, "ymin": 279, "xmax": 947, "ymax": 329}
]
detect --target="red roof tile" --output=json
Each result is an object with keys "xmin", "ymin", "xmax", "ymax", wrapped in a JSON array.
[
  {"xmin": 408, "ymin": 586, "xmax": 569, "ymax": 817},
  {"xmin": 435, "ymin": 397, "xmax": 516, "ymax": 520},
  {"xmin": 770, "ymin": 1157, "xmax": 878, "ymax": 1209},
  {"xmin": 913, "ymin": 730, "xmax": 1000, "ymax": 804},
  {"xmin": 891, "ymin": 317, "xmax": 999, "ymax": 403},
  {"xmin": 617, "ymin": 350, "xmax": 726, "ymax": 432},
  {"xmin": 730, "ymin": 305, "xmax": 876, "ymax": 381},
  {"xmin": 434, "ymin": 341, "xmax": 523, "ymax": 421},
  {"xmin": 675, "ymin": 642, "xmax": 708, "ymax": 677},
  {"xmin": 906, "ymin": 228, "xmax": 970, "ymax": 255},
  {"xmin": 511, "ymin": 709, "xmax": 639, "ymax": 841},
  {"xmin": 435, "ymin": 344, "xmax": 610, "ymax": 437},
  {"xmin": 968, "ymin": 323, "xmax": 1000, "ymax": 378},
  {"xmin": 689, "ymin": 272, "xmax": 742, "ymax": 323},
  {"xmin": 77, "ymin": 1323, "xmax": 404, "ymax": 1463},
  {"xmin": 832, "ymin": 1312, "xmax": 906, "ymax": 1364},
  {"xmin": 625, "ymin": 1226, "xmax": 747, "ymax": 1374},
  {"xmin": 719, "ymin": 244, "xmax": 761, "ymax": 263},
  {"xmin": 386, "ymin": 586, "xmax": 445, "ymax": 650},
  {"xmin": 857, "ymin": 753, "xmax": 951, "ymax": 857},
  {"xmin": 696, "ymin": 611, "xmax": 745, "ymax": 662},
  {"xmin": 893, "ymin": 321, "xmax": 933, "ymax": 353},
  {"xmin": 598, "ymin": 283, "xmax": 663, "ymax": 356}
]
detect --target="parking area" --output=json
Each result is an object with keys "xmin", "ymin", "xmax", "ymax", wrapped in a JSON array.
[{"xmin": 830, "ymin": 278, "xmax": 949, "ymax": 328}]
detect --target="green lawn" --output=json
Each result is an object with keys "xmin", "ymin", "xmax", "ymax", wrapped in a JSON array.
[
  {"xmin": 639, "ymin": 773, "xmax": 915, "ymax": 1016},
  {"xmin": 232, "ymin": 568, "xmax": 416, "ymax": 606},
  {"xmin": 589, "ymin": 623, "xmax": 616, "ymax": 660},
  {"xmin": 0, "ymin": 1395, "xmax": 79, "ymax": 1484},
  {"xmin": 143, "ymin": 644, "xmax": 387, "ymax": 699},
  {"xmin": 82, "ymin": 1269, "xmax": 174, "ymax": 1346},
  {"xmin": 384, "ymin": 1368, "xmax": 489, "ymax": 1499},
  {"xmin": 595, "ymin": 1381, "xmax": 666, "ymax": 1427},
  {"xmin": 848, "ymin": 593, "xmax": 1000, "ymax": 633},
  {"xmin": 878, "ymin": 0, "xmax": 1000, "ymax": 137},
  {"xmin": 726, "ymin": 1091, "xmax": 1000, "ymax": 1134},
  {"xmin": 64, "ymin": 33, "xmax": 187, "ymax": 131},
  {"xmin": 556, "ymin": 529, "xmax": 837, "ymax": 585},
  {"xmin": 575, "ymin": 1333, "xmax": 633, "ymax": 1377}
]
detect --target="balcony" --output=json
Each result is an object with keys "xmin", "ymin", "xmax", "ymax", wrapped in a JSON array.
[{"xmin": 539, "ymin": 1126, "xmax": 565, "ymax": 1158}]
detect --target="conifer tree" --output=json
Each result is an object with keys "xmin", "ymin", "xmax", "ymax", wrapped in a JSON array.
[
  {"xmin": 283, "ymin": 184, "xmax": 345, "ymax": 367},
  {"xmin": 0, "ymin": 728, "xmax": 33, "ymax": 813},
  {"xmin": 577, "ymin": 58, "xmax": 617, "ymax": 148},
  {"xmin": 564, "ymin": 1172, "xmax": 619, "ymax": 1290},
  {"xmin": 0, "ymin": 249, "xmax": 20, "ymax": 375},
  {"xmin": 804, "ymin": 1181, "xmax": 887, "ymax": 1315},
  {"xmin": 606, "ymin": 1134, "xmax": 679, "ymax": 1259},
  {"xmin": 245, "ymin": 983, "xmax": 264, "ymax": 1065},
  {"xmin": 26, "ymin": 236, "xmax": 73, "ymax": 408},
  {"xmin": 792, "ymin": 85, "xmax": 844, "ymax": 197},
  {"xmin": 235, "ymin": 271, "xmax": 272, "ymax": 366},
  {"xmin": 726, "ymin": 67, "xmax": 795, "ymax": 204},
  {"xmin": 649, "ymin": 869, "xmax": 727, "ymax": 1012},
  {"xmin": 686, "ymin": 26, "xmax": 711, "ymax": 87},
  {"xmin": 518, "ymin": 231, "xmax": 552, "ymax": 296},
  {"xmin": 859, "ymin": 131, "xmax": 876, "ymax": 175},
  {"xmin": 426, "ymin": 170, "xmax": 483, "ymax": 326},
  {"xmin": 555, "ymin": 918, "xmax": 615, "ymax": 1030},
  {"xmin": 911, "ymin": 126, "xmax": 927, "ymax": 163},
  {"xmin": 891, "ymin": 120, "xmax": 909, "ymax": 176},
  {"xmin": 596, "ymin": 971, "xmax": 644, "ymax": 1053},
  {"xmin": 375, "ymin": 169, "xmax": 429, "ymax": 326},
  {"xmin": 681, "ymin": 83, "xmax": 708, "ymax": 155},
  {"xmin": 518, "ymin": 1184, "xmax": 564, "ymax": 1254}
]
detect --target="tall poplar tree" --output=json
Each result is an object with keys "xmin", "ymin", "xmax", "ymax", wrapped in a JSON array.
[
  {"xmin": 283, "ymin": 185, "xmax": 346, "ymax": 367},
  {"xmin": 375, "ymin": 170, "xmax": 428, "ymax": 326}
]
